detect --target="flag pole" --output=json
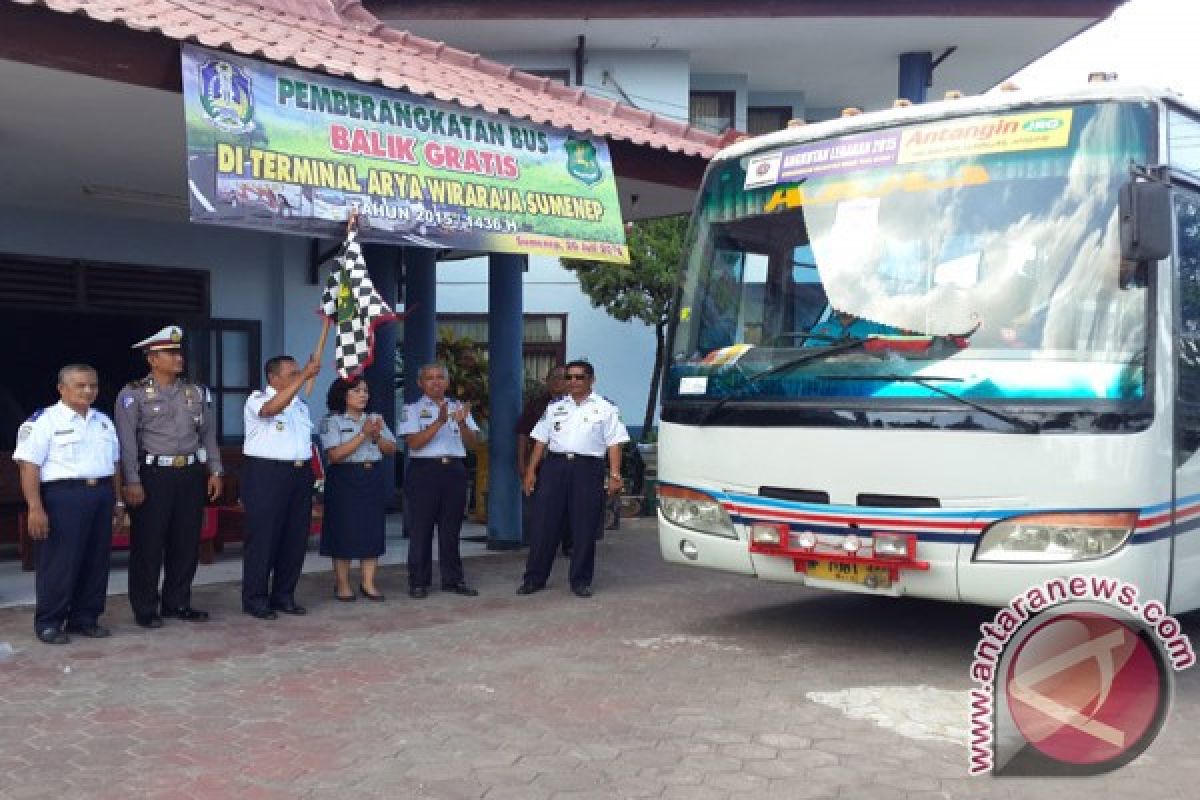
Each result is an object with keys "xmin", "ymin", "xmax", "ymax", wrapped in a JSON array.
[{"xmin": 305, "ymin": 210, "xmax": 359, "ymax": 395}]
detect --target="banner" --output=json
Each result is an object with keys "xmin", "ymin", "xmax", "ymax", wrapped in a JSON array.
[{"xmin": 181, "ymin": 45, "xmax": 629, "ymax": 263}]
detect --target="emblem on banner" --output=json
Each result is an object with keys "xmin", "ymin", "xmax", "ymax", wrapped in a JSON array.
[
  {"xmin": 198, "ymin": 59, "xmax": 255, "ymax": 134},
  {"xmin": 564, "ymin": 137, "xmax": 603, "ymax": 186}
]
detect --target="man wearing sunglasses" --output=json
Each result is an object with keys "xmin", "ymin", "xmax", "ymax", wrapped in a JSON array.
[{"xmin": 519, "ymin": 359, "xmax": 628, "ymax": 598}]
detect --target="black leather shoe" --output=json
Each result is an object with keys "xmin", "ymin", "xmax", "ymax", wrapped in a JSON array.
[
  {"xmin": 135, "ymin": 614, "xmax": 164, "ymax": 629},
  {"xmin": 442, "ymin": 583, "xmax": 479, "ymax": 597},
  {"xmin": 270, "ymin": 602, "xmax": 307, "ymax": 616},
  {"xmin": 162, "ymin": 607, "xmax": 209, "ymax": 622},
  {"xmin": 572, "ymin": 585, "xmax": 593, "ymax": 598},
  {"xmin": 408, "ymin": 587, "xmax": 428, "ymax": 599},
  {"xmin": 335, "ymin": 591, "xmax": 357, "ymax": 602},
  {"xmin": 516, "ymin": 583, "xmax": 542, "ymax": 595},
  {"xmin": 66, "ymin": 623, "xmax": 111, "ymax": 638},
  {"xmin": 37, "ymin": 628, "xmax": 69, "ymax": 645},
  {"xmin": 244, "ymin": 608, "xmax": 278, "ymax": 620},
  {"xmin": 360, "ymin": 586, "xmax": 386, "ymax": 602}
]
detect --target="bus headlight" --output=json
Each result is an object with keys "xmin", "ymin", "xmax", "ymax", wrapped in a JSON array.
[
  {"xmin": 974, "ymin": 511, "xmax": 1137, "ymax": 562},
  {"xmin": 658, "ymin": 485, "xmax": 736, "ymax": 538}
]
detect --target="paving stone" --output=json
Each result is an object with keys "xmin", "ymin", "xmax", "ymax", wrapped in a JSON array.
[{"xmin": 0, "ymin": 519, "xmax": 1198, "ymax": 800}]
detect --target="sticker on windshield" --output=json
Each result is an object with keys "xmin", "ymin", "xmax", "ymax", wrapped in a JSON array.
[
  {"xmin": 898, "ymin": 109, "xmax": 1073, "ymax": 164},
  {"xmin": 679, "ymin": 376, "xmax": 709, "ymax": 395},
  {"xmin": 744, "ymin": 153, "xmax": 782, "ymax": 189}
]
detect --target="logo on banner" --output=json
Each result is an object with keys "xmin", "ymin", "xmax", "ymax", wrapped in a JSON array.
[
  {"xmin": 564, "ymin": 138, "xmax": 603, "ymax": 186},
  {"xmin": 198, "ymin": 59, "xmax": 255, "ymax": 134}
]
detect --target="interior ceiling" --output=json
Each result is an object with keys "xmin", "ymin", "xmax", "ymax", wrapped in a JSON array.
[{"xmin": 374, "ymin": 16, "xmax": 1105, "ymax": 111}]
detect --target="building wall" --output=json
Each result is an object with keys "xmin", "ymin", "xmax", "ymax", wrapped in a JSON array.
[
  {"xmin": 492, "ymin": 48, "xmax": 692, "ymax": 127},
  {"xmin": 0, "ymin": 203, "xmax": 339, "ymax": 407}
]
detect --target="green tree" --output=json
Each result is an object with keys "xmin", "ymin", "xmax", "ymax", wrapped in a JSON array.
[{"xmin": 561, "ymin": 215, "xmax": 688, "ymax": 438}]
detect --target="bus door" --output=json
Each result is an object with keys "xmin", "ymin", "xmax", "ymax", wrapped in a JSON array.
[{"xmin": 1170, "ymin": 189, "xmax": 1200, "ymax": 612}]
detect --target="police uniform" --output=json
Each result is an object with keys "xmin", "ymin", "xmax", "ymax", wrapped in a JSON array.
[
  {"xmin": 13, "ymin": 401, "xmax": 119, "ymax": 638},
  {"xmin": 398, "ymin": 395, "xmax": 479, "ymax": 593},
  {"xmin": 318, "ymin": 412, "xmax": 394, "ymax": 559},
  {"xmin": 241, "ymin": 386, "xmax": 314, "ymax": 615},
  {"xmin": 114, "ymin": 326, "xmax": 222, "ymax": 625},
  {"xmin": 522, "ymin": 392, "xmax": 628, "ymax": 593}
]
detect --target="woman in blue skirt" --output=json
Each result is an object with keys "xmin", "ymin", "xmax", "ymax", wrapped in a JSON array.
[{"xmin": 319, "ymin": 377, "xmax": 397, "ymax": 601}]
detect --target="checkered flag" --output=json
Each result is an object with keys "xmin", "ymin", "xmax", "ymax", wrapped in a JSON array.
[{"xmin": 319, "ymin": 229, "xmax": 397, "ymax": 379}]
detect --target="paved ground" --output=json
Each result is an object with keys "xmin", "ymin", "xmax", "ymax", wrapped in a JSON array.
[{"xmin": 1, "ymin": 519, "xmax": 1199, "ymax": 799}]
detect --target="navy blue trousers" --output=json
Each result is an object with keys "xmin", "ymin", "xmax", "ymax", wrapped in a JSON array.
[
  {"xmin": 404, "ymin": 458, "xmax": 467, "ymax": 589},
  {"xmin": 128, "ymin": 464, "xmax": 206, "ymax": 617},
  {"xmin": 523, "ymin": 454, "xmax": 604, "ymax": 590},
  {"xmin": 35, "ymin": 481, "xmax": 114, "ymax": 632},
  {"xmin": 241, "ymin": 458, "xmax": 313, "ymax": 612}
]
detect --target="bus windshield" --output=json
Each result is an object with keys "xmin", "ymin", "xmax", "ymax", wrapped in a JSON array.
[{"xmin": 668, "ymin": 101, "xmax": 1156, "ymax": 410}]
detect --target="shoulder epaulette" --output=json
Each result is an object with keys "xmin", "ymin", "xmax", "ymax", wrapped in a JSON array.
[
  {"xmin": 25, "ymin": 407, "xmax": 46, "ymax": 423},
  {"xmin": 126, "ymin": 376, "xmax": 152, "ymax": 390}
]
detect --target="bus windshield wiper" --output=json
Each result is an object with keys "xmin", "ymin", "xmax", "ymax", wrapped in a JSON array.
[
  {"xmin": 696, "ymin": 336, "xmax": 874, "ymax": 425},
  {"xmin": 815, "ymin": 373, "xmax": 1040, "ymax": 434}
]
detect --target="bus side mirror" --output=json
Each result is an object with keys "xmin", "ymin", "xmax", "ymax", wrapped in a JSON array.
[{"xmin": 1119, "ymin": 180, "xmax": 1172, "ymax": 262}]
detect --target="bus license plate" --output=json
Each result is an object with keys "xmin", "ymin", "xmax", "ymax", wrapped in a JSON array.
[{"xmin": 805, "ymin": 560, "xmax": 892, "ymax": 588}]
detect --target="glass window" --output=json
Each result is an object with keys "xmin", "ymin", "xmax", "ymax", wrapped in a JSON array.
[
  {"xmin": 1176, "ymin": 192, "xmax": 1200, "ymax": 462},
  {"xmin": 1169, "ymin": 110, "xmax": 1200, "ymax": 178},
  {"xmin": 690, "ymin": 91, "xmax": 736, "ymax": 134},
  {"xmin": 749, "ymin": 106, "xmax": 791, "ymax": 136},
  {"xmin": 670, "ymin": 101, "xmax": 1155, "ymax": 407}
]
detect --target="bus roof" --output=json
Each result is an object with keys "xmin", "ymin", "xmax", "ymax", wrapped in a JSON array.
[{"xmin": 716, "ymin": 83, "xmax": 1200, "ymax": 163}]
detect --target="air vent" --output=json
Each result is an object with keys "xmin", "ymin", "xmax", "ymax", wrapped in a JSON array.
[
  {"xmin": 760, "ymin": 486, "xmax": 829, "ymax": 504},
  {"xmin": 0, "ymin": 256, "xmax": 76, "ymax": 308},
  {"xmin": 86, "ymin": 264, "xmax": 208, "ymax": 315},
  {"xmin": 857, "ymin": 493, "xmax": 940, "ymax": 508},
  {"xmin": 0, "ymin": 253, "xmax": 208, "ymax": 316}
]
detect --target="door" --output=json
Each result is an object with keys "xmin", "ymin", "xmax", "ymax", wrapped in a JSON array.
[{"xmin": 1170, "ymin": 189, "xmax": 1200, "ymax": 611}]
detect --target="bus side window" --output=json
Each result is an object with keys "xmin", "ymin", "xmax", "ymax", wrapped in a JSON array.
[{"xmin": 1174, "ymin": 193, "xmax": 1200, "ymax": 464}]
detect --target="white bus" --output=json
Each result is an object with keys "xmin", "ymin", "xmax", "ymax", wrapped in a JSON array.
[{"xmin": 657, "ymin": 84, "xmax": 1200, "ymax": 612}]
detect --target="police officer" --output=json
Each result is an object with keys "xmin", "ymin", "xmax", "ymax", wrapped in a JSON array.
[
  {"xmin": 241, "ymin": 354, "xmax": 320, "ymax": 619},
  {"xmin": 519, "ymin": 359, "xmax": 628, "ymax": 598},
  {"xmin": 398, "ymin": 363, "xmax": 480, "ymax": 599},
  {"xmin": 13, "ymin": 364, "xmax": 121, "ymax": 644},
  {"xmin": 115, "ymin": 326, "xmax": 223, "ymax": 629}
]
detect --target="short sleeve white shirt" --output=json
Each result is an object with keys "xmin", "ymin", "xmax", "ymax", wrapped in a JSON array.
[
  {"xmin": 243, "ymin": 387, "xmax": 314, "ymax": 461},
  {"xmin": 530, "ymin": 392, "xmax": 629, "ymax": 457},
  {"xmin": 398, "ymin": 395, "xmax": 480, "ymax": 458},
  {"xmin": 12, "ymin": 401, "xmax": 119, "ymax": 481}
]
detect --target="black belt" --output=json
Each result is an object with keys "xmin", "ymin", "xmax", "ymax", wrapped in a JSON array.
[
  {"xmin": 246, "ymin": 455, "xmax": 310, "ymax": 468},
  {"xmin": 411, "ymin": 456, "xmax": 463, "ymax": 465},
  {"xmin": 330, "ymin": 461, "xmax": 379, "ymax": 470},
  {"xmin": 546, "ymin": 451, "xmax": 603, "ymax": 462},
  {"xmin": 43, "ymin": 478, "xmax": 109, "ymax": 488}
]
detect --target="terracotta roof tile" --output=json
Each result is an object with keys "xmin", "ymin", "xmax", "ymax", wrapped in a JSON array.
[{"xmin": 14, "ymin": 0, "xmax": 723, "ymax": 157}]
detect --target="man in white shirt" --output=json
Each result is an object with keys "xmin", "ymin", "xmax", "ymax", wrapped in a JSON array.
[
  {"xmin": 240, "ymin": 354, "xmax": 320, "ymax": 619},
  {"xmin": 13, "ymin": 364, "xmax": 121, "ymax": 644},
  {"xmin": 519, "ymin": 360, "xmax": 628, "ymax": 598},
  {"xmin": 398, "ymin": 363, "xmax": 481, "ymax": 599}
]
